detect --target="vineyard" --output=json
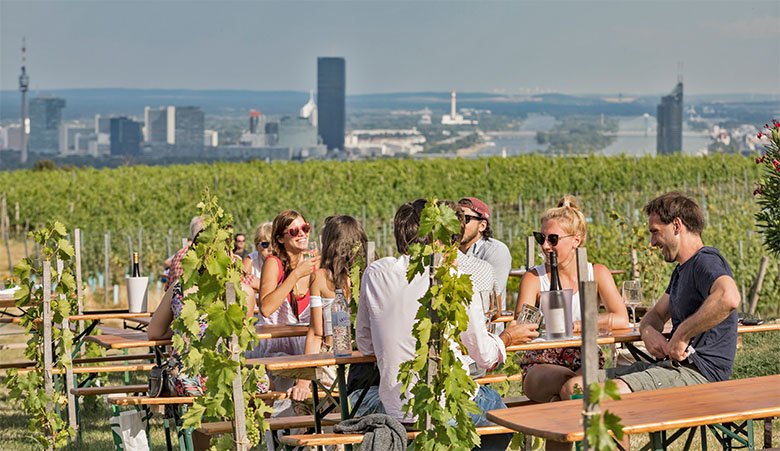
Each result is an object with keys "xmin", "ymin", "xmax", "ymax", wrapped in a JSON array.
[{"xmin": 0, "ymin": 153, "xmax": 777, "ymax": 315}]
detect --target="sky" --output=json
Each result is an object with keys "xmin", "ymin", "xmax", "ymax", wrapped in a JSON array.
[{"xmin": 0, "ymin": 1, "xmax": 778, "ymax": 96}]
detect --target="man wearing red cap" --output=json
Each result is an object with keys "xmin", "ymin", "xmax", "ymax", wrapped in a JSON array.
[{"xmin": 458, "ymin": 197, "xmax": 513, "ymax": 316}]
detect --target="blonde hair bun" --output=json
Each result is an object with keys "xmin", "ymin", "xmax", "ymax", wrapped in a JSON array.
[{"xmin": 557, "ymin": 196, "xmax": 580, "ymax": 211}]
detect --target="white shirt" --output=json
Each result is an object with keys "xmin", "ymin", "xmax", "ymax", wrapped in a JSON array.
[
  {"xmin": 469, "ymin": 238, "xmax": 512, "ymax": 309},
  {"xmin": 356, "ymin": 253, "xmax": 506, "ymax": 422}
]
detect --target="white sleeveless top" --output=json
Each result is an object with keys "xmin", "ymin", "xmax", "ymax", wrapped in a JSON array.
[{"xmin": 534, "ymin": 263, "xmax": 593, "ymax": 322}]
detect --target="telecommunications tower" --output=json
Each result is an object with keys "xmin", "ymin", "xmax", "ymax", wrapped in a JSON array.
[{"xmin": 19, "ymin": 38, "xmax": 30, "ymax": 164}]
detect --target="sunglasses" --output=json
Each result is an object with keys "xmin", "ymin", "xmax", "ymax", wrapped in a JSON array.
[
  {"xmin": 286, "ymin": 223, "xmax": 311, "ymax": 237},
  {"xmin": 463, "ymin": 214, "xmax": 485, "ymax": 223},
  {"xmin": 533, "ymin": 232, "xmax": 574, "ymax": 246},
  {"xmin": 258, "ymin": 241, "xmax": 270, "ymax": 249}
]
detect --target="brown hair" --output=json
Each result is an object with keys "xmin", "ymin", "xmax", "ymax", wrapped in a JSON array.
[
  {"xmin": 320, "ymin": 215, "xmax": 368, "ymax": 297},
  {"xmin": 394, "ymin": 199, "xmax": 429, "ymax": 254},
  {"xmin": 271, "ymin": 210, "xmax": 307, "ymax": 276},
  {"xmin": 540, "ymin": 195, "xmax": 587, "ymax": 245},
  {"xmin": 643, "ymin": 192, "xmax": 704, "ymax": 234},
  {"xmin": 457, "ymin": 198, "xmax": 493, "ymax": 240}
]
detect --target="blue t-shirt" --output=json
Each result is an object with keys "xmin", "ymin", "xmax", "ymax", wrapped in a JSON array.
[{"xmin": 665, "ymin": 246, "xmax": 737, "ymax": 382}]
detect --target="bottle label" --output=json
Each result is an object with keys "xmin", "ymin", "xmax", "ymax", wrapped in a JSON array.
[
  {"xmin": 332, "ymin": 310, "xmax": 350, "ymax": 328},
  {"xmin": 546, "ymin": 308, "xmax": 566, "ymax": 335}
]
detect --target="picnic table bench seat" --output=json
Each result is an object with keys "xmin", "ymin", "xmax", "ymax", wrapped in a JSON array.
[
  {"xmin": 71, "ymin": 384, "xmax": 149, "ymax": 397},
  {"xmin": 279, "ymin": 425, "xmax": 516, "ymax": 447},
  {"xmin": 0, "ymin": 352, "xmax": 158, "ymax": 370}
]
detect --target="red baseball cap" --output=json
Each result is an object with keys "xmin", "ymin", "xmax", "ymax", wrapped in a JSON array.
[{"xmin": 459, "ymin": 197, "xmax": 491, "ymax": 221}]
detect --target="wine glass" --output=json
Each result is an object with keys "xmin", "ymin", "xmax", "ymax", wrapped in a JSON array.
[
  {"xmin": 622, "ymin": 280, "xmax": 642, "ymax": 330},
  {"xmin": 481, "ymin": 291, "xmax": 498, "ymax": 334},
  {"xmin": 303, "ymin": 241, "xmax": 318, "ymax": 260}
]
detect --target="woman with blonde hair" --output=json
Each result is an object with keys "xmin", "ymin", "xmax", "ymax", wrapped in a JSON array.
[
  {"xmin": 287, "ymin": 215, "xmax": 368, "ymax": 402},
  {"xmin": 515, "ymin": 196, "xmax": 628, "ymax": 404},
  {"xmin": 244, "ymin": 222, "xmax": 273, "ymax": 280}
]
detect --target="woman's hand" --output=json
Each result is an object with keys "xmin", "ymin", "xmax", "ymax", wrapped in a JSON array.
[
  {"xmin": 291, "ymin": 256, "xmax": 320, "ymax": 280},
  {"xmin": 287, "ymin": 380, "xmax": 312, "ymax": 402}
]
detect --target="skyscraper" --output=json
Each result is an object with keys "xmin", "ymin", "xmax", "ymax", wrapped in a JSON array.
[
  {"xmin": 28, "ymin": 96, "xmax": 66, "ymax": 154},
  {"xmin": 168, "ymin": 106, "xmax": 204, "ymax": 152},
  {"xmin": 317, "ymin": 57, "xmax": 345, "ymax": 151},
  {"xmin": 657, "ymin": 82, "xmax": 683, "ymax": 154},
  {"xmin": 110, "ymin": 117, "xmax": 142, "ymax": 156},
  {"xmin": 144, "ymin": 107, "xmax": 168, "ymax": 143}
]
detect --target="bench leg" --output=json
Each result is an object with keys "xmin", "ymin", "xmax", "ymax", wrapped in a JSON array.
[
  {"xmin": 708, "ymin": 421, "xmax": 754, "ymax": 450},
  {"xmin": 649, "ymin": 431, "xmax": 664, "ymax": 451}
]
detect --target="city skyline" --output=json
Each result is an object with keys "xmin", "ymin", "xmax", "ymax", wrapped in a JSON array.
[{"xmin": 1, "ymin": 1, "xmax": 778, "ymax": 96}]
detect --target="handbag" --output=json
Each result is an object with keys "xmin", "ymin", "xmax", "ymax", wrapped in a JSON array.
[{"xmin": 148, "ymin": 358, "xmax": 178, "ymax": 398}]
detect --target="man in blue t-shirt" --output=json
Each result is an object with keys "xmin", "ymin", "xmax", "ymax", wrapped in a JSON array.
[{"xmin": 562, "ymin": 192, "xmax": 740, "ymax": 396}]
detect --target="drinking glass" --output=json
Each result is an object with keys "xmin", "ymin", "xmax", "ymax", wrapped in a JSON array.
[
  {"xmin": 480, "ymin": 291, "xmax": 498, "ymax": 334},
  {"xmin": 516, "ymin": 303, "xmax": 543, "ymax": 327},
  {"xmin": 303, "ymin": 241, "xmax": 318, "ymax": 260},
  {"xmin": 622, "ymin": 280, "xmax": 642, "ymax": 329}
]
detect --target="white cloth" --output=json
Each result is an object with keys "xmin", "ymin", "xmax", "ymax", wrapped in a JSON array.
[
  {"xmin": 246, "ymin": 250, "xmax": 265, "ymax": 278},
  {"xmin": 469, "ymin": 238, "xmax": 512, "ymax": 309},
  {"xmin": 356, "ymin": 253, "xmax": 506, "ymax": 423},
  {"xmin": 533, "ymin": 263, "xmax": 593, "ymax": 321}
]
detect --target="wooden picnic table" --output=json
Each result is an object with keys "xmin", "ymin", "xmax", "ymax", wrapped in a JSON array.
[{"xmin": 487, "ymin": 374, "xmax": 780, "ymax": 448}]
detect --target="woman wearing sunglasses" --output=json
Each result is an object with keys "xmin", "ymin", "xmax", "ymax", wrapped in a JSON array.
[
  {"xmin": 287, "ymin": 215, "xmax": 369, "ymax": 407},
  {"xmin": 243, "ymin": 221, "xmax": 273, "ymax": 281},
  {"xmin": 254, "ymin": 211, "xmax": 319, "ymax": 384},
  {"xmin": 515, "ymin": 196, "xmax": 629, "ymax": 405}
]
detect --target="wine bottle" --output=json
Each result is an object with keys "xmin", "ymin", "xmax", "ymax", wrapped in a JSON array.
[
  {"xmin": 331, "ymin": 289, "xmax": 352, "ymax": 357},
  {"xmin": 545, "ymin": 251, "xmax": 566, "ymax": 339},
  {"xmin": 132, "ymin": 252, "xmax": 141, "ymax": 277}
]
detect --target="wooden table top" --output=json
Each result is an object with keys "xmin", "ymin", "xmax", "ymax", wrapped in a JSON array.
[
  {"xmin": 255, "ymin": 324, "xmax": 309, "ymax": 340},
  {"xmin": 70, "ymin": 312, "xmax": 154, "ymax": 321},
  {"xmin": 0, "ymin": 298, "xmax": 16, "ymax": 308},
  {"xmin": 487, "ymin": 374, "xmax": 780, "ymax": 442},
  {"xmin": 84, "ymin": 329, "xmax": 172, "ymax": 349},
  {"xmin": 247, "ymin": 351, "xmax": 377, "ymax": 371}
]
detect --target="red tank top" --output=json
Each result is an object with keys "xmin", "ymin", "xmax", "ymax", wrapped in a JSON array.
[{"xmin": 268, "ymin": 255, "xmax": 310, "ymax": 317}]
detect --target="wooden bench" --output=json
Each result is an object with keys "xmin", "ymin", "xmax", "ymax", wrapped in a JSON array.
[
  {"xmin": 17, "ymin": 362, "xmax": 156, "ymax": 375},
  {"xmin": 71, "ymin": 384, "xmax": 148, "ymax": 397},
  {"xmin": 0, "ymin": 352, "xmax": 157, "ymax": 370},
  {"xmin": 487, "ymin": 374, "xmax": 780, "ymax": 450},
  {"xmin": 280, "ymin": 425, "xmax": 516, "ymax": 447}
]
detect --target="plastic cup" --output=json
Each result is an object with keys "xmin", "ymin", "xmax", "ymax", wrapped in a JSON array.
[{"xmin": 126, "ymin": 276, "xmax": 149, "ymax": 313}]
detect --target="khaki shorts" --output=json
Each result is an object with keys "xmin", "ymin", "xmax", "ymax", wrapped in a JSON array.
[{"xmin": 599, "ymin": 360, "xmax": 709, "ymax": 392}]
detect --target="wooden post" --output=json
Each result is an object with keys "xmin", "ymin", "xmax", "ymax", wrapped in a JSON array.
[
  {"xmin": 226, "ymin": 283, "xmax": 248, "ymax": 451},
  {"xmin": 576, "ymin": 248, "xmax": 599, "ymax": 451},
  {"xmin": 424, "ymin": 253, "xmax": 443, "ymax": 431},
  {"xmin": 748, "ymin": 256, "xmax": 769, "ymax": 315},
  {"xmin": 62, "ymin": 316, "xmax": 78, "ymax": 441},
  {"xmin": 42, "ymin": 262, "xmax": 54, "ymax": 435},
  {"xmin": 525, "ymin": 236, "xmax": 535, "ymax": 270},
  {"xmin": 630, "ymin": 248, "xmax": 639, "ymax": 280},
  {"xmin": 165, "ymin": 234, "xmax": 172, "ymax": 259},
  {"xmin": 104, "ymin": 232, "xmax": 111, "ymax": 304},
  {"xmin": 366, "ymin": 241, "xmax": 376, "ymax": 265},
  {"xmin": 3, "ymin": 227, "xmax": 11, "ymax": 274},
  {"xmin": 74, "ymin": 229, "xmax": 84, "ymax": 316}
]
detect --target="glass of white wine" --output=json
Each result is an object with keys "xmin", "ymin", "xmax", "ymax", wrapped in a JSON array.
[
  {"xmin": 622, "ymin": 280, "xmax": 642, "ymax": 330},
  {"xmin": 303, "ymin": 241, "xmax": 318, "ymax": 260},
  {"xmin": 481, "ymin": 290, "xmax": 498, "ymax": 334}
]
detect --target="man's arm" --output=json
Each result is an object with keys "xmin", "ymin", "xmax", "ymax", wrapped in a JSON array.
[
  {"xmin": 667, "ymin": 275, "xmax": 740, "ymax": 361},
  {"xmin": 639, "ymin": 293, "xmax": 672, "ymax": 360}
]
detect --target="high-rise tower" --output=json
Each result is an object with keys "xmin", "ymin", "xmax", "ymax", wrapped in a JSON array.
[
  {"xmin": 19, "ymin": 38, "xmax": 29, "ymax": 163},
  {"xmin": 657, "ymin": 82, "xmax": 683, "ymax": 154},
  {"xmin": 317, "ymin": 57, "xmax": 345, "ymax": 151}
]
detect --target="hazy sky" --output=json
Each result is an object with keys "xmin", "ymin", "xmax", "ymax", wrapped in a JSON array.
[{"xmin": 1, "ymin": 1, "xmax": 778, "ymax": 95}]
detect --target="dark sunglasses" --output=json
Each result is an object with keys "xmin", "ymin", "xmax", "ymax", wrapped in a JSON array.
[
  {"xmin": 463, "ymin": 214, "xmax": 485, "ymax": 223},
  {"xmin": 286, "ymin": 223, "xmax": 311, "ymax": 237},
  {"xmin": 258, "ymin": 241, "xmax": 270, "ymax": 249},
  {"xmin": 533, "ymin": 232, "xmax": 574, "ymax": 246}
]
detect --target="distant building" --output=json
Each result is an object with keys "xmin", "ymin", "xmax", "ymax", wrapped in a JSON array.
[
  {"xmin": 657, "ymin": 82, "xmax": 683, "ymax": 154},
  {"xmin": 317, "ymin": 57, "xmax": 345, "ymax": 151},
  {"xmin": 300, "ymin": 90, "xmax": 318, "ymax": 127},
  {"xmin": 0, "ymin": 125, "xmax": 22, "ymax": 150},
  {"xmin": 110, "ymin": 117, "xmax": 143, "ymax": 156},
  {"xmin": 441, "ymin": 90, "xmax": 477, "ymax": 125},
  {"xmin": 168, "ymin": 106, "xmax": 205, "ymax": 151},
  {"xmin": 28, "ymin": 96, "xmax": 66, "ymax": 154},
  {"xmin": 204, "ymin": 130, "xmax": 219, "ymax": 147},
  {"xmin": 60, "ymin": 123, "xmax": 94, "ymax": 155},
  {"xmin": 144, "ymin": 106, "xmax": 168, "ymax": 143}
]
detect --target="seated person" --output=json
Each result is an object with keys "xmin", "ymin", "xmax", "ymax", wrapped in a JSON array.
[
  {"xmin": 515, "ymin": 196, "xmax": 628, "ymax": 403},
  {"xmin": 353, "ymin": 199, "xmax": 538, "ymax": 425},
  {"xmin": 561, "ymin": 192, "xmax": 740, "ymax": 399}
]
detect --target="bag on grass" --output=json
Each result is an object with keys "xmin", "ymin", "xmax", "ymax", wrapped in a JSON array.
[{"xmin": 109, "ymin": 409, "xmax": 150, "ymax": 451}]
